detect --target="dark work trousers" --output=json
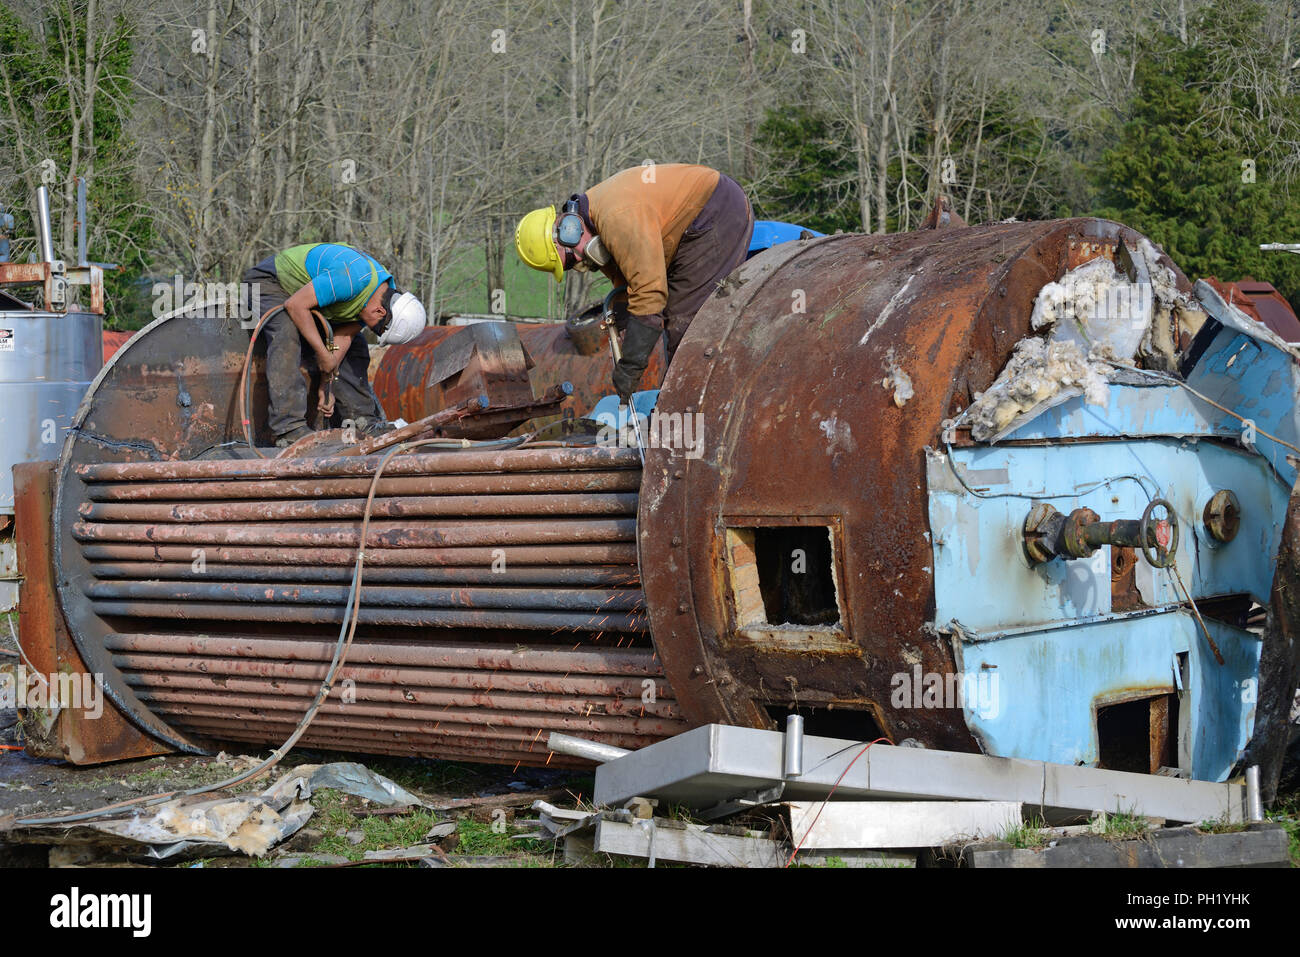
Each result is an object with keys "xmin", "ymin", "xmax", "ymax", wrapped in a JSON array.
[
  {"xmin": 662, "ymin": 175, "xmax": 755, "ymax": 359},
  {"xmin": 241, "ymin": 257, "xmax": 387, "ymax": 438}
]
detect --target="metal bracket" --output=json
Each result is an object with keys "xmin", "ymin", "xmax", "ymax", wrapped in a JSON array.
[{"xmin": 698, "ymin": 782, "xmax": 786, "ymax": 822}]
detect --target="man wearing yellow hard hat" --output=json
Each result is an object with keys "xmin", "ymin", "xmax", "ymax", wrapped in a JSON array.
[{"xmin": 515, "ymin": 164, "xmax": 753, "ymax": 399}]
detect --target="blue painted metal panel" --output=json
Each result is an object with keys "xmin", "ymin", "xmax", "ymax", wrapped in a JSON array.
[
  {"xmin": 998, "ymin": 383, "xmax": 1237, "ymax": 444},
  {"xmin": 924, "ymin": 287, "xmax": 1298, "ymax": 783},
  {"xmin": 951, "ymin": 612, "xmax": 1258, "ymax": 781},
  {"xmin": 747, "ymin": 220, "xmax": 824, "ymax": 256},
  {"xmin": 1186, "ymin": 324, "xmax": 1300, "ymax": 488},
  {"xmin": 927, "ymin": 440, "xmax": 1287, "ymax": 632}
]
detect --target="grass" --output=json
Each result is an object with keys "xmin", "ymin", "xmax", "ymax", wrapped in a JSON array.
[
  {"xmin": 1267, "ymin": 792, "xmax": 1300, "ymax": 867},
  {"xmin": 434, "ymin": 246, "xmax": 616, "ymax": 321},
  {"xmin": 1001, "ymin": 816, "xmax": 1050, "ymax": 849},
  {"xmin": 294, "ymin": 788, "xmax": 558, "ymax": 868},
  {"xmin": 1093, "ymin": 809, "xmax": 1152, "ymax": 841}
]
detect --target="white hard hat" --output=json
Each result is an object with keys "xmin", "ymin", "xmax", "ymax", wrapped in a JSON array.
[{"xmin": 380, "ymin": 291, "xmax": 427, "ymax": 344}]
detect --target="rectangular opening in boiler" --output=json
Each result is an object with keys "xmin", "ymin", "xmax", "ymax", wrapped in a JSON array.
[
  {"xmin": 766, "ymin": 704, "xmax": 885, "ymax": 742},
  {"xmin": 1096, "ymin": 692, "xmax": 1179, "ymax": 775},
  {"xmin": 725, "ymin": 525, "xmax": 841, "ymax": 628}
]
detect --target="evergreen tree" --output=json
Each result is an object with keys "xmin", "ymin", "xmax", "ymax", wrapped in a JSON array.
[
  {"xmin": 0, "ymin": 2, "xmax": 153, "ymax": 329},
  {"xmin": 1094, "ymin": 0, "xmax": 1300, "ymax": 301}
]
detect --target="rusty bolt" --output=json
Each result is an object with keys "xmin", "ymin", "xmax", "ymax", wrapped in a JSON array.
[
  {"xmin": 1203, "ymin": 489, "xmax": 1241, "ymax": 543},
  {"xmin": 691, "ymin": 665, "xmax": 704, "ymax": 676},
  {"xmin": 1061, "ymin": 507, "xmax": 1101, "ymax": 559},
  {"xmin": 704, "ymin": 347, "xmax": 714, "ymax": 358},
  {"xmin": 677, "ymin": 601, "xmax": 688, "ymax": 613},
  {"xmin": 671, "ymin": 536, "xmax": 682, "ymax": 547}
]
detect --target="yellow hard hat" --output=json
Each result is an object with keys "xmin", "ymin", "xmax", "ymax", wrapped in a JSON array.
[{"xmin": 515, "ymin": 206, "xmax": 564, "ymax": 282}]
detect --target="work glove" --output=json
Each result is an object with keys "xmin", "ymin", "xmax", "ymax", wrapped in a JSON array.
[
  {"xmin": 612, "ymin": 318, "xmax": 662, "ymax": 402},
  {"xmin": 611, "ymin": 300, "xmax": 630, "ymax": 334}
]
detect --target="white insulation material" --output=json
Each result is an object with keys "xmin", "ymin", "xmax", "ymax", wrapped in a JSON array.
[
  {"xmin": 967, "ymin": 243, "xmax": 1185, "ymax": 442},
  {"xmin": 967, "ymin": 338, "xmax": 1111, "ymax": 440}
]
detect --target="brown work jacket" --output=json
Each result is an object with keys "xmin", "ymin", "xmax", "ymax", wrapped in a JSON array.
[{"xmin": 586, "ymin": 164, "xmax": 720, "ymax": 319}]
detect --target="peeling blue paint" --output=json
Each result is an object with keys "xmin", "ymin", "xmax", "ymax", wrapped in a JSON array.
[{"xmin": 926, "ymin": 317, "xmax": 1294, "ymax": 783}]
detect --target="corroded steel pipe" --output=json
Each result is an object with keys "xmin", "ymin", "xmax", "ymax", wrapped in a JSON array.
[
  {"xmin": 89, "ymin": 563, "xmax": 640, "ymax": 586},
  {"xmin": 133, "ymin": 689, "xmax": 677, "ymax": 735},
  {"xmin": 86, "ymin": 580, "xmax": 644, "ymax": 612},
  {"xmin": 77, "ymin": 446, "xmax": 641, "ymax": 482},
  {"xmin": 150, "ymin": 720, "xmax": 603, "ymax": 768},
  {"xmin": 110, "ymin": 651, "xmax": 664, "ymax": 698},
  {"xmin": 123, "ymin": 675, "xmax": 679, "ymax": 719},
  {"xmin": 101, "ymin": 633, "xmax": 663, "ymax": 674},
  {"xmin": 85, "ymin": 470, "xmax": 641, "ymax": 501},
  {"xmin": 48, "ymin": 301, "xmax": 667, "ymax": 767},
  {"xmin": 80, "ymin": 542, "xmax": 639, "ymax": 566},
  {"xmin": 89, "ymin": 600, "xmax": 648, "ymax": 631},
  {"xmin": 152, "ymin": 710, "xmax": 671, "ymax": 753},
  {"xmin": 79, "ymin": 492, "xmax": 639, "ymax": 523},
  {"xmin": 73, "ymin": 517, "xmax": 636, "ymax": 548}
]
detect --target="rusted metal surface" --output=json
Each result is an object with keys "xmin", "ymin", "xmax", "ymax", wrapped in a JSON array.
[
  {"xmin": 82, "ymin": 470, "xmax": 641, "ymax": 501},
  {"xmin": 639, "ymin": 220, "xmax": 1196, "ymax": 749},
  {"xmin": 375, "ymin": 321, "xmax": 667, "ymax": 427},
  {"xmin": 47, "ymin": 309, "xmax": 684, "ymax": 765},
  {"xmin": 1203, "ymin": 489, "xmax": 1242, "ymax": 543},
  {"xmin": 13, "ymin": 462, "xmax": 171, "ymax": 764},
  {"xmin": 1246, "ymin": 478, "xmax": 1300, "ymax": 802},
  {"xmin": 0, "ymin": 261, "xmax": 105, "ymax": 315},
  {"xmin": 1204, "ymin": 277, "xmax": 1300, "ymax": 343},
  {"xmin": 56, "ymin": 445, "xmax": 669, "ymax": 760},
  {"xmin": 102, "ymin": 330, "xmax": 132, "ymax": 363}
]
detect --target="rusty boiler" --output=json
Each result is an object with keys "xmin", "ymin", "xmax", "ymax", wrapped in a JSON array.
[{"xmin": 16, "ymin": 218, "xmax": 1300, "ymax": 792}]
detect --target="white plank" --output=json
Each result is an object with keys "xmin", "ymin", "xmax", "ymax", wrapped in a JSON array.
[{"xmin": 788, "ymin": 800, "xmax": 1023, "ymax": 848}]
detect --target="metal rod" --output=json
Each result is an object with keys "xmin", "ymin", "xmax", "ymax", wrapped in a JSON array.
[
  {"xmin": 784, "ymin": 714, "xmax": 805, "ymax": 778},
  {"xmin": 86, "ymin": 580, "xmax": 645, "ymax": 612},
  {"xmin": 89, "ymin": 562, "xmax": 640, "ymax": 587},
  {"xmin": 133, "ymin": 688, "xmax": 677, "ymax": 735},
  {"xmin": 122, "ymin": 672, "xmax": 680, "ymax": 719},
  {"xmin": 156, "ymin": 718, "xmax": 595, "ymax": 768},
  {"xmin": 77, "ymin": 445, "xmax": 642, "ymax": 482},
  {"xmin": 547, "ymin": 731, "xmax": 632, "ymax": 763},
  {"xmin": 79, "ymin": 492, "xmax": 639, "ymax": 523},
  {"xmin": 89, "ymin": 599, "xmax": 648, "ymax": 631},
  {"xmin": 1246, "ymin": 765, "xmax": 1265, "ymax": 822},
  {"xmin": 80, "ymin": 541, "xmax": 639, "ymax": 566},
  {"xmin": 35, "ymin": 186, "xmax": 55, "ymax": 264},
  {"xmin": 111, "ymin": 651, "xmax": 666, "ymax": 700},
  {"xmin": 73, "ymin": 517, "xmax": 636, "ymax": 548},
  {"xmin": 103, "ymin": 633, "xmax": 664, "ymax": 675},
  {"xmin": 86, "ymin": 471, "xmax": 642, "ymax": 501},
  {"xmin": 151, "ymin": 708, "xmax": 670, "ymax": 752}
]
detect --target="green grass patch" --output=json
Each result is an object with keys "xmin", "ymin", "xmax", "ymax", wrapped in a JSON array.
[
  {"xmin": 1001, "ymin": 816, "xmax": 1050, "ymax": 849},
  {"xmin": 300, "ymin": 789, "xmax": 557, "ymax": 868},
  {"xmin": 1093, "ymin": 809, "xmax": 1151, "ymax": 841},
  {"xmin": 1267, "ymin": 792, "xmax": 1299, "ymax": 867}
]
